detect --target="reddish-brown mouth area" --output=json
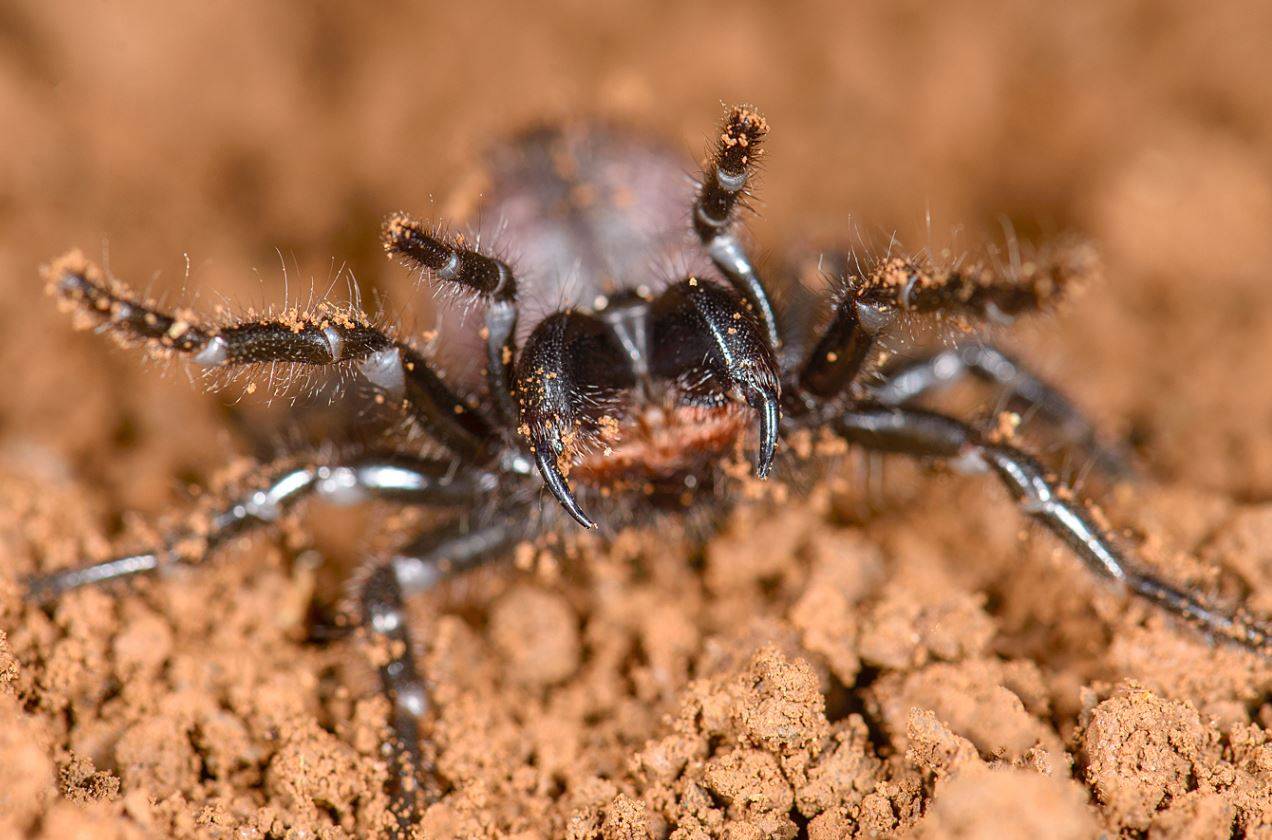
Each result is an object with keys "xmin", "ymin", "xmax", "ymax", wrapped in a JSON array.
[{"xmin": 570, "ymin": 403, "xmax": 748, "ymax": 487}]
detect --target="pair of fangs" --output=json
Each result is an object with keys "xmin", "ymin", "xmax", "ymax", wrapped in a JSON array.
[{"xmin": 531, "ymin": 382, "xmax": 780, "ymax": 530}]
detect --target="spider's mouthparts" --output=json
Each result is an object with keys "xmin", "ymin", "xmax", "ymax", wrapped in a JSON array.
[
  {"xmin": 747, "ymin": 384, "xmax": 780, "ymax": 479},
  {"xmin": 534, "ymin": 445, "xmax": 596, "ymax": 529}
]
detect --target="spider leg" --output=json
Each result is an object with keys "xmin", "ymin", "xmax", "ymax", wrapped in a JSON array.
[
  {"xmin": 796, "ymin": 242, "xmax": 1098, "ymax": 403},
  {"xmin": 358, "ymin": 519, "xmax": 522, "ymax": 830},
  {"xmin": 26, "ymin": 457, "xmax": 521, "ymax": 832},
  {"xmin": 24, "ymin": 454, "xmax": 493, "ymax": 602},
  {"xmin": 860, "ymin": 241, "xmax": 1097, "ymax": 320},
  {"xmin": 382, "ymin": 214, "xmax": 520, "ymax": 431},
  {"xmin": 798, "ymin": 280, "xmax": 894, "ymax": 401},
  {"xmin": 693, "ymin": 105, "xmax": 781, "ymax": 348},
  {"xmin": 869, "ymin": 344, "xmax": 1133, "ymax": 477},
  {"xmin": 834, "ymin": 403, "xmax": 1271, "ymax": 657},
  {"xmin": 44, "ymin": 252, "xmax": 499, "ymax": 463}
]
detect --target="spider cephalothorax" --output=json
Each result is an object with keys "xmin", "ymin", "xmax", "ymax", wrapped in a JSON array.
[{"xmin": 26, "ymin": 104, "xmax": 1271, "ymax": 833}]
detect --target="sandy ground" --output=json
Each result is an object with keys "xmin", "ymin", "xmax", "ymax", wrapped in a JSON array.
[{"xmin": 2, "ymin": 0, "xmax": 1272, "ymax": 836}]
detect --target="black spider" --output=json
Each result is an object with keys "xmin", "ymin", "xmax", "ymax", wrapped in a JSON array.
[{"xmin": 25, "ymin": 104, "xmax": 1271, "ymax": 832}]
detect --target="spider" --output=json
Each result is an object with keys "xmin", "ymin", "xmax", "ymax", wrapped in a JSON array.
[{"xmin": 25, "ymin": 104, "xmax": 1271, "ymax": 832}]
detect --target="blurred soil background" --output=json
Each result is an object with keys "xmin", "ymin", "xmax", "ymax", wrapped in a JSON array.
[{"xmin": 1, "ymin": 1, "xmax": 1271, "ymax": 837}]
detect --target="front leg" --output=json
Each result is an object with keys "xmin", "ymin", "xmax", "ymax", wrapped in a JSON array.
[
  {"xmin": 381, "ymin": 213, "xmax": 522, "ymax": 432},
  {"xmin": 835, "ymin": 403, "xmax": 1270, "ymax": 656},
  {"xmin": 795, "ymin": 242, "xmax": 1097, "ymax": 403},
  {"xmin": 692, "ymin": 105, "xmax": 781, "ymax": 348},
  {"xmin": 45, "ymin": 252, "xmax": 499, "ymax": 463}
]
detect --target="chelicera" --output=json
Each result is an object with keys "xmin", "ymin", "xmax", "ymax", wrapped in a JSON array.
[{"xmin": 26, "ymin": 104, "xmax": 1271, "ymax": 831}]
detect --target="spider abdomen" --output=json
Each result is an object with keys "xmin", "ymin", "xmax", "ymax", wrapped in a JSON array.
[{"xmin": 467, "ymin": 123, "xmax": 697, "ymax": 309}]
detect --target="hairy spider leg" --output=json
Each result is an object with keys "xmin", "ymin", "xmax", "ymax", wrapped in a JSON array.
[
  {"xmin": 24, "ymin": 455, "xmax": 491, "ymax": 601},
  {"xmin": 796, "ymin": 243, "xmax": 1097, "ymax": 403},
  {"xmin": 798, "ymin": 281, "xmax": 896, "ymax": 401},
  {"xmin": 359, "ymin": 520, "xmax": 523, "ymax": 832},
  {"xmin": 46, "ymin": 253, "xmax": 499, "ymax": 464},
  {"xmin": 693, "ymin": 105, "xmax": 781, "ymax": 348},
  {"xmin": 381, "ymin": 213, "xmax": 521, "ymax": 432},
  {"xmin": 835, "ymin": 404, "xmax": 1271, "ymax": 656},
  {"xmin": 870, "ymin": 344, "xmax": 1133, "ymax": 478}
]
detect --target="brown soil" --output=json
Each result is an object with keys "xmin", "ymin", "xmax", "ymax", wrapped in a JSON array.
[{"xmin": 3, "ymin": 1, "xmax": 1272, "ymax": 837}]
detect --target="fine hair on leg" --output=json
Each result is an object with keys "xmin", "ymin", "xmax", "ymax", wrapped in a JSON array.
[{"xmin": 44, "ymin": 251, "xmax": 500, "ymax": 462}]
